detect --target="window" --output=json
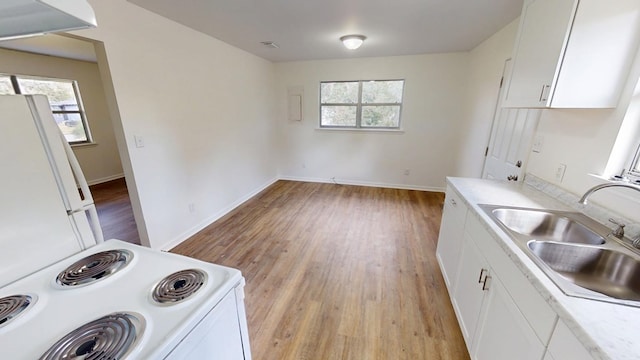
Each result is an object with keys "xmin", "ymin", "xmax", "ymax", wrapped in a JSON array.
[
  {"xmin": 627, "ymin": 143, "xmax": 640, "ymax": 182},
  {"xmin": 320, "ymin": 80, "xmax": 404, "ymax": 129},
  {"xmin": 0, "ymin": 74, "xmax": 92, "ymax": 144}
]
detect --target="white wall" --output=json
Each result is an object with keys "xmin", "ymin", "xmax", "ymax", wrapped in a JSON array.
[
  {"xmin": 455, "ymin": 19, "xmax": 520, "ymax": 177},
  {"xmin": 0, "ymin": 48, "xmax": 123, "ymax": 184},
  {"xmin": 73, "ymin": 0, "xmax": 278, "ymax": 249},
  {"xmin": 275, "ymin": 54, "xmax": 469, "ymax": 191}
]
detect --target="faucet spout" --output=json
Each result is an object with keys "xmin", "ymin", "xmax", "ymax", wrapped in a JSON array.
[{"xmin": 579, "ymin": 182, "xmax": 640, "ymax": 204}]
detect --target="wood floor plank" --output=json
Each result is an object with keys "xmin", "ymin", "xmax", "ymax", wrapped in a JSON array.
[
  {"xmin": 89, "ymin": 178, "xmax": 140, "ymax": 244},
  {"xmin": 171, "ymin": 180, "xmax": 469, "ymax": 359}
]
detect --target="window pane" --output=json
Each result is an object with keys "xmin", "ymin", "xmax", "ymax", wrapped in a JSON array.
[
  {"xmin": 17, "ymin": 78, "xmax": 78, "ymax": 105},
  {"xmin": 0, "ymin": 75, "xmax": 15, "ymax": 94},
  {"xmin": 53, "ymin": 113, "xmax": 87, "ymax": 142},
  {"xmin": 321, "ymin": 82, "xmax": 359, "ymax": 104},
  {"xmin": 17, "ymin": 77, "xmax": 90, "ymax": 143},
  {"xmin": 361, "ymin": 106, "xmax": 401, "ymax": 127},
  {"xmin": 362, "ymin": 80, "xmax": 404, "ymax": 104},
  {"xmin": 321, "ymin": 106, "xmax": 357, "ymax": 126}
]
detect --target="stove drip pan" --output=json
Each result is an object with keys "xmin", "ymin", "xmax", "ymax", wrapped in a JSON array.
[
  {"xmin": 56, "ymin": 249, "xmax": 133, "ymax": 287},
  {"xmin": 152, "ymin": 269, "xmax": 207, "ymax": 305},
  {"xmin": 0, "ymin": 295, "xmax": 33, "ymax": 328},
  {"xmin": 40, "ymin": 312, "xmax": 144, "ymax": 360}
]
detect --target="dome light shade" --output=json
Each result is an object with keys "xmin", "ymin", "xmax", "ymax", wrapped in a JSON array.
[{"xmin": 340, "ymin": 35, "xmax": 366, "ymax": 50}]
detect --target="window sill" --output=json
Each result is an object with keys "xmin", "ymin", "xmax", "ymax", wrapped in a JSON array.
[
  {"xmin": 315, "ymin": 127, "xmax": 405, "ymax": 134},
  {"xmin": 70, "ymin": 142, "xmax": 98, "ymax": 148},
  {"xmin": 589, "ymin": 172, "xmax": 640, "ymax": 185}
]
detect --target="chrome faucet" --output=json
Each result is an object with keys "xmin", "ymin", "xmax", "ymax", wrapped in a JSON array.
[
  {"xmin": 578, "ymin": 182, "xmax": 640, "ymax": 204},
  {"xmin": 579, "ymin": 182, "xmax": 640, "ymax": 248}
]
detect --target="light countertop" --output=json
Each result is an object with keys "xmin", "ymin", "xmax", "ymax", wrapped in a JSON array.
[{"xmin": 447, "ymin": 177, "xmax": 640, "ymax": 360}]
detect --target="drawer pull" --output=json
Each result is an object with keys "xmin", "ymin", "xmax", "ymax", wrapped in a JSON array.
[
  {"xmin": 482, "ymin": 276, "xmax": 491, "ymax": 291},
  {"xmin": 478, "ymin": 268, "xmax": 487, "ymax": 283}
]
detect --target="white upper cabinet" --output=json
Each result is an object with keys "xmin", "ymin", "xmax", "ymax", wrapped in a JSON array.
[{"xmin": 504, "ymin": 0, "xmax": 640, "ymax": 108}]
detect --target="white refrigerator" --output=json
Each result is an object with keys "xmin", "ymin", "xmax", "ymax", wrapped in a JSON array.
[{"xmin": 0, "ymin": 94, "xmax": 103, "ymax": 287}]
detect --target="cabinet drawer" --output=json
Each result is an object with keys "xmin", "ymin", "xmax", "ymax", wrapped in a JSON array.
[
  {"xmin": 443, "ymin": 187, "xmax": 467, "ymax": 226},
  {"xmin": 465, "ymin": 214, "xmax": 557, "ymax": 344}
]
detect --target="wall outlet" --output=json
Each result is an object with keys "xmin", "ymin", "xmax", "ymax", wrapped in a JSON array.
[
  {"xmin": 532, "ymin": 135, "xmax": 544, "ymax": 153},
  {"xmin": 404, "ymin": 169, "xmax": 410, "ymax": 176},
  {"xmin": 188, "ymin": 203, "xmax": 196, "ymax": 213},
  {"xmin": 555, "ymin": 164, "xmax": 566, "ymax": 182},
  {"xmin": 134, "ymin": 135, "xmax": 145, "ymax": 148}
]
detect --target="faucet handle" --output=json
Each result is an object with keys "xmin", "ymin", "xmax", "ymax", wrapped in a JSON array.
[{"xmin": 608, "ymin": 218, "xmax": 625, "ymax": 239}]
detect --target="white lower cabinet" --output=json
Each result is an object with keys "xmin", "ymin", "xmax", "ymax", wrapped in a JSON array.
[
  {"xmin": 544, "ymin": 320, "xmax": 594, "ymax": 360},
  {"xmin": 441, "ymin": 210, "xmax": 555, "ymax": 360},
  {"xmin": 472, "ymin": 276, "xmax": 545, "ymax": 360},
  {"xmin": 451, "ymin": 233, "xmax": 488, "ymax": 348},
  {"xmin": 436, "ymin": 186, "xmax": 468, "ymax": 292}
]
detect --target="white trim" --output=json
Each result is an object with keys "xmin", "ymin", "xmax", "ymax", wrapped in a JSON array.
[
  {"xmin": 278, "ymin": 175, "xmax": 444, "ymax": 192},
  {"xmin": 314, "ymin": 127, "xmax": 405, "ymax": 134},
  {"xmin": 86, "ymin": 173, "xmax": 124, "ymax": 186},
  {"xmin": 162, "ymin": 176, "xmax": 280, "ymax": 251}
]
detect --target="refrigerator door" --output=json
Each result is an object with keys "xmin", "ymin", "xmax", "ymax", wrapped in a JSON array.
[
  {"xmin": 26, "ymin": 95, "xmax": 103, "ymax": 247},
  {"xmin": 0, "ymin": 95, "xmax": 84, "ymax": 287}
]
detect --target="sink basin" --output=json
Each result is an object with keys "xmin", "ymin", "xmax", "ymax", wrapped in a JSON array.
[
  {"xmin": 528, "ymin": 241, "xmax": 640, "ymax": 301},
  {"xmin": 491, "ymin": 208, "xmax": 605, "ymax": 245},
  {"xmin": 479, "ymin": 204, "xmax": 640, "ymax": 306}
]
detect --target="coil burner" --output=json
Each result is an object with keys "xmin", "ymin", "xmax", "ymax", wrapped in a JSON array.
[
  {"xmin": 56, "ymin": 249, "xmax": 133, "ymax": 287},
  {"xmin": 40, "ymin": 312, "xmax": 144, "ymax": 360},
  {"xmin": 0, "ymin": 295, "xmax": 33, "ymax": 328},
  {"xmin": 152, "ymin": 269, "xmax": 207, "ymax": 305}
]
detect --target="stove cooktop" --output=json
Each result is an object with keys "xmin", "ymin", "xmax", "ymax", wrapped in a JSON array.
[{"xmin": 0, "ymin": 239, "xmax": 242, "ymax": 359}]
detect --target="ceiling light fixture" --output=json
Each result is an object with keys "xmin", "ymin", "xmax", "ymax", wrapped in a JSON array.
[{"xmin": 340, "ymin": 35, "xmax": 366, "ymax": 50}]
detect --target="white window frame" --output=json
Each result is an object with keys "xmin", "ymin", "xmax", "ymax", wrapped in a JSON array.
[
  {"xmin": 626, "ymin": 143, "xmax": 640, "ymax": 183},
  {"xmin": 319, "ymin": 79, "xmax": 404, "ymax": 129},
  {"xmin": 1, "ymin": 73, "xmax": 93, "ymax": 145}
]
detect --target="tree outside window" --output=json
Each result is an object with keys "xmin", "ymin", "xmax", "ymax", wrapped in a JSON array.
[{"xmin": 0, "ymin": 74, "xmax": 92, "ymax": 144}]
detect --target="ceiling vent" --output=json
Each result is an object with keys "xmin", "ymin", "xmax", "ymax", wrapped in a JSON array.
[
  {"xmin": 260, "ymin": 41, "xmax": 279, "ymax": 49},
  {"xmin": 0, "ymin": 0, "xmax": 97, "ymax": 41}
]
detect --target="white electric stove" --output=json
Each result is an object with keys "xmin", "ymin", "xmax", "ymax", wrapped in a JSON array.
[{"xmin": 0, "ymin": 239, "xmax": 252, "ymax": 359}]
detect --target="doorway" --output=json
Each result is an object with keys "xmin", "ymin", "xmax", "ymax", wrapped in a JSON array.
[
  {"xmin": 0, "ymin": 34, "xmax": 141, "ymax": 244},
  {"xmin": 482, "ymin": 59, "xmax": 541, "ymax": 181}
]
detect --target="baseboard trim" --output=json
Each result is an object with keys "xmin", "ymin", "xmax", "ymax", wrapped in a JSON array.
[
  {"xmin": 278, "ymin": 175, "xmax": 445, "ymax": 193},
  {"xmin": 87, "ymin": 173, "xmax": 125, "ymax": 186},
  {"xmin": 161, "ymin": 176, "xmax": 279, "ymax": 251}
]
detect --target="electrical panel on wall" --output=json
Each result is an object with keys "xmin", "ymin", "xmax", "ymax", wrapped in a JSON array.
[{"xmin": 288, "ymin": 86, "xmax": 303, "ymax": 122}]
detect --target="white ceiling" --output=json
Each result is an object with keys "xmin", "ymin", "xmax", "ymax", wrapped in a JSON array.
[
  {"xmin": 128, "ymin": 0, "xmax": 523, "ymax": 62},
  {"xmin": 0, "ymin": 34, "xmax": 97, "ymax": 62},
  {"xmin": 0, "ymin": 1, "xmax": 523, "ymax": 63}
]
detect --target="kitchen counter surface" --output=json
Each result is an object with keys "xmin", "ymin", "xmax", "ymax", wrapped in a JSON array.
[{"xmin": 447, "ymin": 177, "xmax": 640, "ymax": 360}]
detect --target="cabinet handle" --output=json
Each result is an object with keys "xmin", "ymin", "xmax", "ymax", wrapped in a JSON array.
[
  {"xmin": 482, "ymin": 275, "xmax": 491, "ymax": 291},
  {"xmin": 450, "ymin": 198, "xmax": 457, "ymax": 206},
  {"xmin": 478, "ymin": 268, "xmax": 487, "ymax": 283}
]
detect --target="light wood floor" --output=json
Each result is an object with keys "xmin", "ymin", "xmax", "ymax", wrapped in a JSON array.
[
  {"xmin": 90, "ymin": 178, "xmax": 140, "ymax": 245},
  {"xmin": 172, "ymin": 180, "xmax": 469, "ymax": 360}
]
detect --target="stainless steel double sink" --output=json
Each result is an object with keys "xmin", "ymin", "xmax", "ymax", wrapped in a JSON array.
[{"xmin": 479, "ymin": 204, "xmax": 640, "ymax": 307}]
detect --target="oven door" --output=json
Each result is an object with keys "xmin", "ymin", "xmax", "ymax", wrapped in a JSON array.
[{"xmin": 164, "ymin": 290, "xmax": 247, "ymax": 359}]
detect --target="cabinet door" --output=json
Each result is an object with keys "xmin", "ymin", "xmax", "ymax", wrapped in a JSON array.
[
  {"xmin": 546, "ymin": 320, "xmax": 594, "ymax": 360},
  {"xmin": 504, "ymin": 0, "xmax": 576, "ymax": 107},
  {"xmin": 451, "ymin": 233, "xmax": 488, "ymax": 351},
  {"xmin": 472, "ymin": 275, "xmax": 546, "ymax": 360},
  {"xmin": 436, "ymin": 188, "xmax": 468, "ymax": 292}
]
